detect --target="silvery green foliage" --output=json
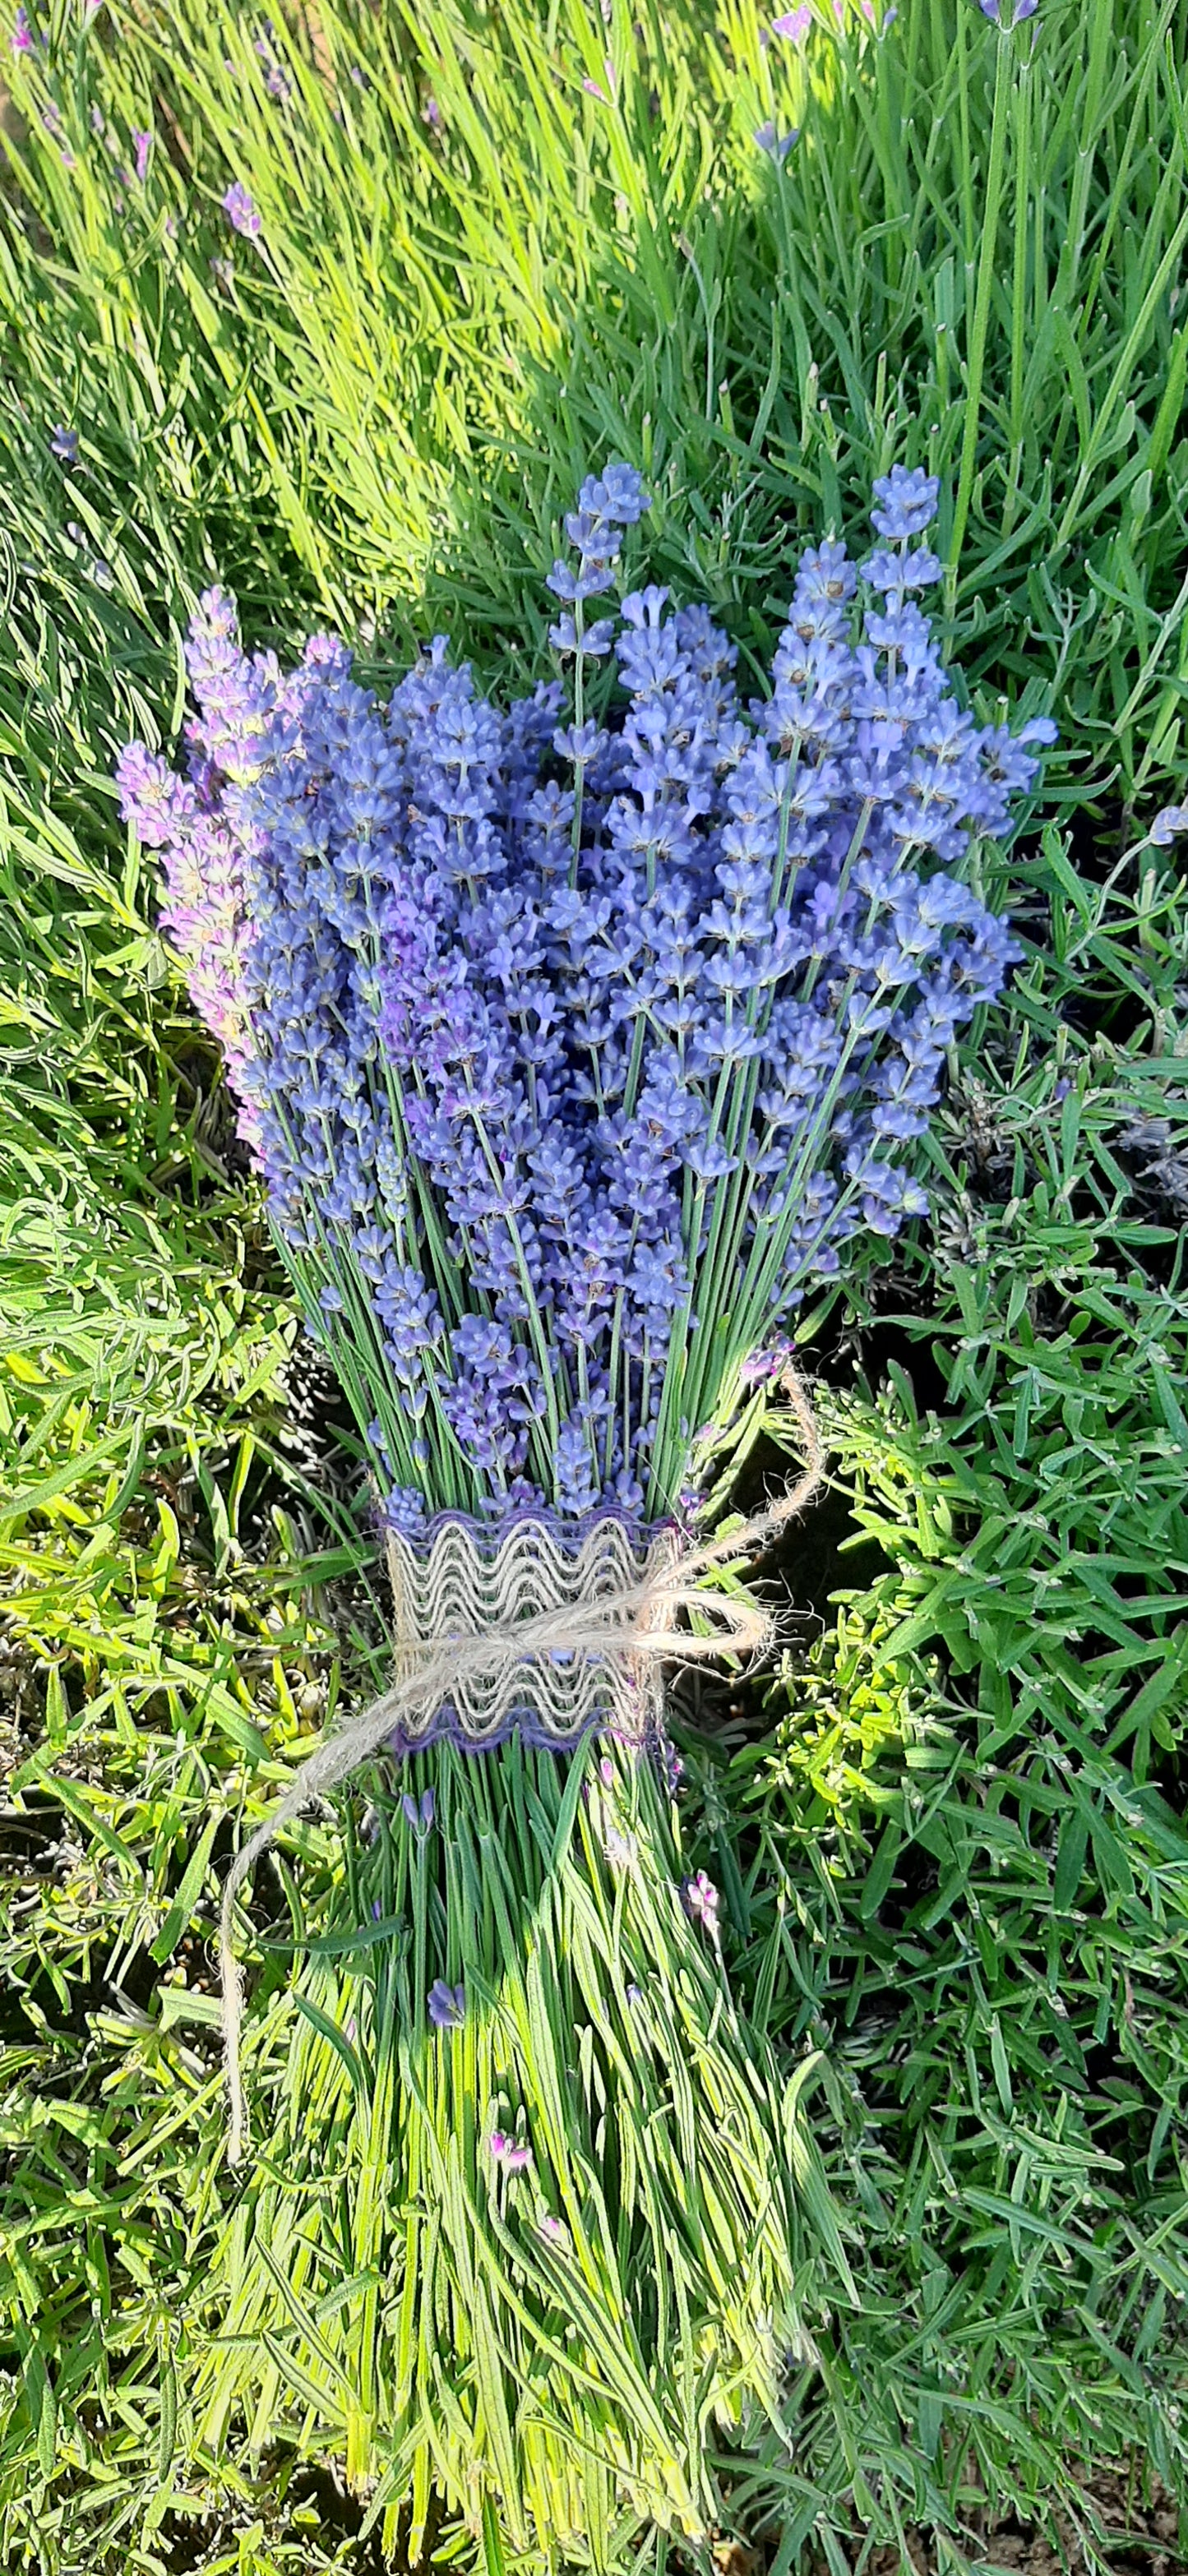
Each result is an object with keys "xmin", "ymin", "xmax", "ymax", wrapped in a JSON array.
[{"xmin": 118, "ymin": 465, "xmax": 1052, "ymax": 1529}]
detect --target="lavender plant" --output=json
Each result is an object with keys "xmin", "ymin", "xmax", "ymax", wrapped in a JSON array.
[{"xmin": 119, "ymin": 463, "xmax": 1052, "ymax": 1558}]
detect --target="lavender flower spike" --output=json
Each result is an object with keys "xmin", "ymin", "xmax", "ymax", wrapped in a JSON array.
[
  {"xmin": 870, "ymin": 462, "xmax": 940, "ymax": 542},
  {"xmin": 49, "ymin": 425, "xmax": 78, "ymax": 464}
]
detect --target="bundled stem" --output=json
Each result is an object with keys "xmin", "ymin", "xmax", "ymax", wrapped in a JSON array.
[{"xmin": 220, "ymin": 1371, "xmax": 823, "ymax": 2160}]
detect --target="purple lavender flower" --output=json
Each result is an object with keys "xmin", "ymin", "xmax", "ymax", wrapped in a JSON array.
[
  {"xmin": 428, "ymin": 1980, "xmax": 465, "ymax": 2029},
  {"xmin": 132, "ymin": 128, "xmax": 151, "ymax": 182},
  {"xmin": 254, "ymin": 21, "xmax": 292, "ymax": 99},
  {"xmin": 401, "ymin": 1787, "xmax": 436, "ymax": 1836},
  {"xmin": 222, "ymin": 181, "xmax": 261, "ymax": 237},
  {"xmin": 870, "ymin": 464, "xmax": 941, "ymax": 542},
  {"xmin": 49, "ymin": 425, "xmax": 78, "ymax": 464},
  {"xmin": 978, "ymin": 0, "xmax": 1036, "ymax": 19},
  {"xmin": 10, "ymin": 7, "xmax": 36, "ymax": 51},
  {"xmin": 422, "ymin": 95, "xmax": 441, "ymax": 128},
  {"xmin": 754, "ymin": 120, "xmax": 798, "ymax": 162},
  {"xmin": 116, "ymin": 454, "xmax": 1048, "ymax": 1587},
  {"xmin": 1149, "ymin": 804, "xmax": 1188, "ymax": 846},
  {"xmin": 658, "ymin": 1740, "xmax": 684, "ymax": 1799},
  {"xmin": 771, "ymin": 5, "xmax": 811, "ymax": 34}
]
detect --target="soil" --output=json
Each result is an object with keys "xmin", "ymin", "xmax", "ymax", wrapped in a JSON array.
[
  {"xmin": 707, "ymin": 2469, "xmax": 1185, "ymax": 2576},
  {"xmin": 156, "ymin": 2461, "xmax": 1186, "ymax": 2574}
]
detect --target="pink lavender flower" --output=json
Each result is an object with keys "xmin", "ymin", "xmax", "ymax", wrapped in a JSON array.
[
  {"xmin": 49, "ymin": 425, "xmax": 78, "ymax": 464},
  {"xmin": 113, "ymin": 584, "xmax": 291, "ymax": 1154},
  {"xmin": 489, "ymin": 2131, "xmax": 533, "ymax": 2169},
  {"xmin": 222, "ymin": 181, "xmax": 261, "ymax": 237},
  {"xmin": 538, "ymin": 2214, "xmax": 567, "ymax": 2243},
  {"xmin": 10, "ymin": 7, "xmax": 36, "ymax": 51},
  {"xmin": 682, "ymin": 1871, "xmax": 720, "ymax": 1937},
  {"xmin": 428, "ymin": 1979, "xmax": 465, "ymax": 2029},
  {"xmin": 772, "ymin": 5, "xmax": 811, "ymax": 35},
  {"xmin": 132, "ymin": 128, "xmax": 151, "ymax": 182}
]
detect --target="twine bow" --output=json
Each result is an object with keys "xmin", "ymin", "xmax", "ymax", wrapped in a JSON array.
[{"xmin": 220, "ymin": 1369, "xmax": 822, "ymax": 2161}]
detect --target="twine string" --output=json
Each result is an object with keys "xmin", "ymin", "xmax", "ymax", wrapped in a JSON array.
[{"xmin": 220, "ymin": 1369, "xmax": 822, "ymax": 2162}]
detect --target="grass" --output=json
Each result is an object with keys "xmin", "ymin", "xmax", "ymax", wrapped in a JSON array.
[
  {"xmin": 6, "ymin": 0, "xmax": 1188, "ymax": 773},
  {"xmin": 696, "ymin": 823, "xmax": 1188, "ymax": 2556},
  {"xmin": 0, "ymin": 0, "xmax": 1187, "ymax": 2566}
]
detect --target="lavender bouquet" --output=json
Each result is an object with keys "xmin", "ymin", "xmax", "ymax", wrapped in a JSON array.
[
  {"xmin": 118, "ymin": 462, "xmax": 1051, "ymax": 2551},
  {"xmin": 122, "ymin": 463, "xmax": 1044, "ymax": 1550}
]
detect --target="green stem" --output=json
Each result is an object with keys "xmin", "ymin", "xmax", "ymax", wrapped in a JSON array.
[
  {"xmin": 947, "ymin": 27, "xmax": 1014, "ymax": 605},
  {"xmin": 569, "ymin": 598, "xmax": 587, "ymax": 890},
  {"xmin": 1008, "ymin": 44, "xmax": 1030, "ymax": 457}
]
